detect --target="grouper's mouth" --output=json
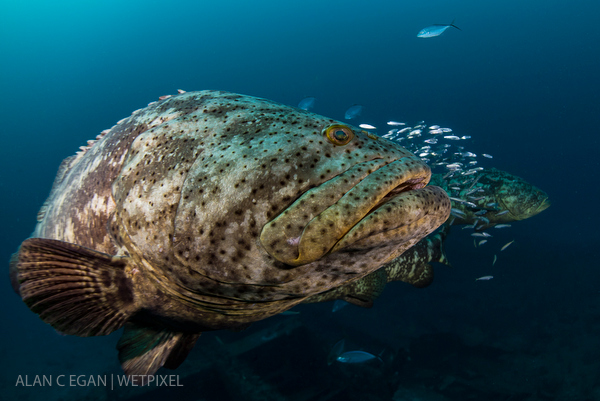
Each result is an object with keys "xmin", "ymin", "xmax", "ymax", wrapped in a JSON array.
[{"xmin": 260, "ymin": 157, "xmax": 451, "ymax": 266}]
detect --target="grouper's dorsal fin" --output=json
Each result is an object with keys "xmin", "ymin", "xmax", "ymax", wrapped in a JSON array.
[
  {"xmin": 14, "ymin": 238, "xmax": 140, "ymax": 336},
  {"xmin": 117, "ymin": 322, "xmax": 201, "ymax": 375},
  {"xmin": 37, "ymin": 155, "xmax": 77, "ymax": 222}
]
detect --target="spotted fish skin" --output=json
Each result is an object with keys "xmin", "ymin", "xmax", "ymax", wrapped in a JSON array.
[{"xmin": 11, "ymin": 90, "xmax": 450, "ymax": 374}]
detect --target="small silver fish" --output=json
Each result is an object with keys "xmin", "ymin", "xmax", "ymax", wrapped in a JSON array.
[
  {"xmin": 446, "ymin": 163, "xmax": 463, "ymax": 170},
  {"xmin": 344, "ymin": 104, "xmax": 363, "ymax": 119},
  {"xmin": 450, "ymin": 208, "xmax": 467, "ymax": 218},
  {"xmin": 493, "ymin": 255, "xmax": 497, "ymax": 265},
  {"xmin": 471, "ymin": 232, "xmax": 492, "ymax": 238},
  {"xmin": 332, "ymin": 300, "xmax": 349, "ymax": 313},
  {"xmin": 417, "ymin": 22, "xmax": 461, "ymax": 38},
  {"xmin": 359, "ymin": 123, "xmax": 376, "ymax": 130},
  {"xmin": 387, "ymin": 121, "xmax": 405, "ymax": 126},
  {"xmin": 444, "ymin": 135, "xmax": 461, "ymax": 140},
  {"xmin": 494, "ymin": 224, "xmax": 511, "ymax": 229},
  {"xmin": 482, "ymin": 154, "xmax": 493, "ymax": 159},
  {"xmin": 500, "ymin": 240, "xmax": 514, "ymax": 251},
  {"xmin": 337, "ymin": 351, "xmax": 382, "ymax": 364},
  {"xmin": 476, "ymin": 275, "xmax": 493, "ymax": 281},
  {"xmin": 478, "ymin": 239, "xmax": 488, "ymax": 246},
  {"xmin": 297, "ymin": 96, "xmax": 316, "ymax": 111},
  {"xmin": 496, "ymin": 210, "xmax": 510, "ymax": 216}
]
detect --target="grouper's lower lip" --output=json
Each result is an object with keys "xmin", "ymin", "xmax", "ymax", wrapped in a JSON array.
[
  {"xmin": 260, "ymin": 157, "xmax": 450, "ymax": 266},
  {"xmin": 331, "ymin": 185, "xmax": 451, "ymax": 253}
]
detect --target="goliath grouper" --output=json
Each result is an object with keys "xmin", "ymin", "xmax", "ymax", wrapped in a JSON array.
[
  {"xmin": 9, "ymin": 91, "xmax": 450, "ymax": 375},
  {"xmin": 431, "ymin": 168, "xmax": 550, "ymax": 227}
]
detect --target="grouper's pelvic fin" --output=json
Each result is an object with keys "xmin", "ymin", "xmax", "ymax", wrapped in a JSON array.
[
  {"xmin": 341, "ymin": 268, "xmax": 387, "ymax": 308},
  {"xmin": 117, "ymin": 322, "xmax": 200, "ymax": 376},
  {"xmin": 13, "ymin": 238, "xmax": 140, "ymax": 336}
]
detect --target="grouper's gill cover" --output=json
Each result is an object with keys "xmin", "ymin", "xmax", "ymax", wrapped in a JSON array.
[{"xmin": 12, "ymin": 90, "xmax": 451, "ymax": 376}]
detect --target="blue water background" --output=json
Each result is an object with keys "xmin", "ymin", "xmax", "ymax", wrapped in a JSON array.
[{"xmin": 1, "ymin": 0, "xmax": 599, "ymax": 399}]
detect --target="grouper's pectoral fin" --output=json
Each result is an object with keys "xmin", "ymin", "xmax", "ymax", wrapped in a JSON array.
[
  {"xmin": 12, "ymin": 238, "xmax": 140, "ymax": 336},
  {"xmin": 117, "ymin": 322, "xmax": 200, "ymax": 375}
]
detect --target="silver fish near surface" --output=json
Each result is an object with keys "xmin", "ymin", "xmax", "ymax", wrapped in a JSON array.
[
  {"xmin": 476, "ymin": 276, "xmax": 493, "ymax": 281},
  {"xmin": 417, "ymin": 22, "xmax": 461, "ymax": 38},
  {"xmin": 344, "ymin": 104, "xmax": 363, "ymax": 119},
  {"xmin": 11, "ymin": 90, "xmax": 451, "ymax": 376}
]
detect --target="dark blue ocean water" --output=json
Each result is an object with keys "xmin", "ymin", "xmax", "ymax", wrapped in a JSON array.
[{"xmin": 1, "ymin": 1, "xmax": 599, "ymax": 400}]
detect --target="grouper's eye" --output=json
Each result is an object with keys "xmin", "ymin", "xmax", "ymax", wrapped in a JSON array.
[{"xmin": 324, "ymin": 124, "xmax": 354, "ymax": 146}]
